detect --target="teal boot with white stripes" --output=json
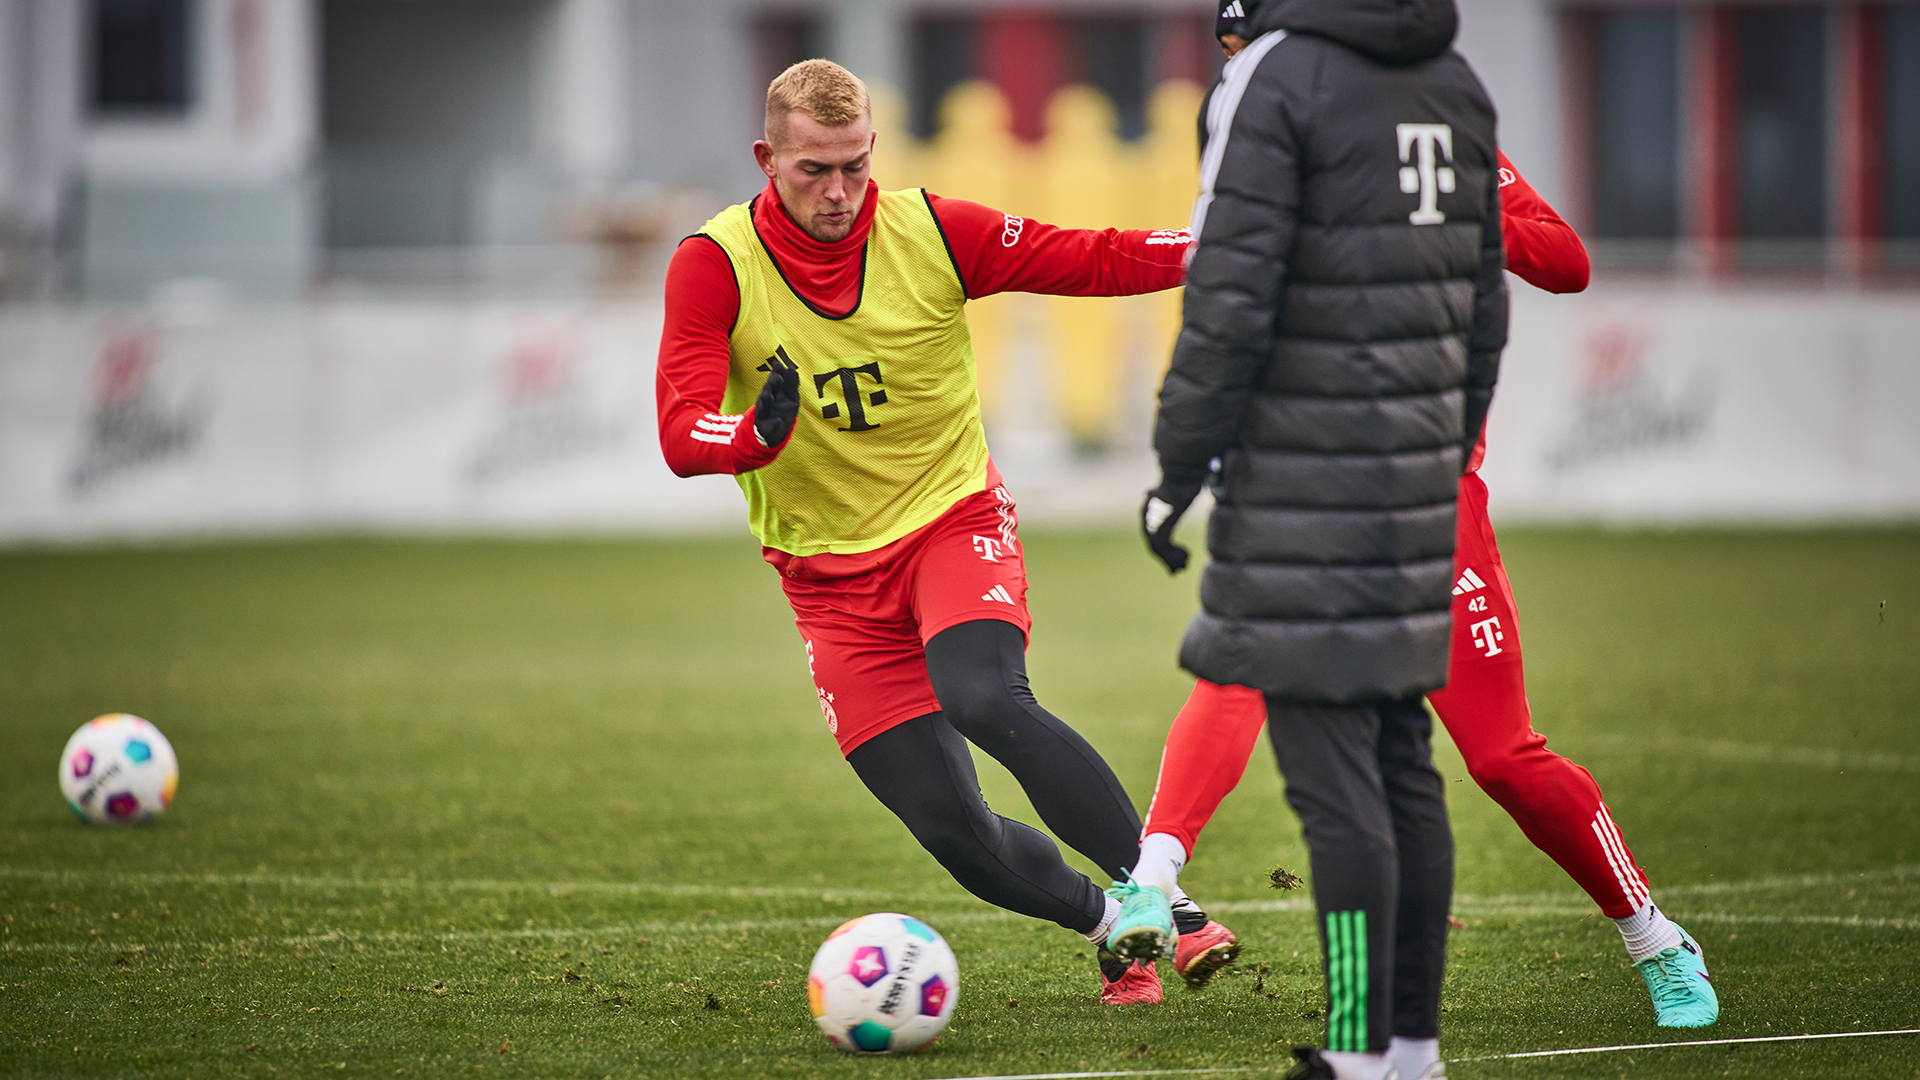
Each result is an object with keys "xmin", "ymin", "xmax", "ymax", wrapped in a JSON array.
[{"xmin": 1638, "ymin": 924, "xmax": 1719, "ymax": 1028}]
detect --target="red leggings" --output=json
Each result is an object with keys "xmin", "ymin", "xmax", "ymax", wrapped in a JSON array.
[{"xmin": 1145, "ymin": 472, "xmax": 1652, "ymax": 919}]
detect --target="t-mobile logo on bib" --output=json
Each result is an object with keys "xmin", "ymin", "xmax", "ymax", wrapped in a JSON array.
[{"xmin": 1396, "ymin": 123, "xmax": 1455, "ymax": 225}]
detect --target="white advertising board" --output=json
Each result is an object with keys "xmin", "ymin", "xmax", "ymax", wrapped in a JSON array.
[
  {"xmin": 1480, "ymin": 284, "xmax": 1920, "ymax": 523},
  {"xmin": 0, "ymin": 298, "xmax": 742, "ymax": 540},
  {"xmin": 2, "ymin": 284, "xmax": 1917, "ymax": 542}
]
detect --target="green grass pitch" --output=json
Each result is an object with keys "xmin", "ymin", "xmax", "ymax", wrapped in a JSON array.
[{"xmin": 2, "ymin": 525, "xmax": 1917, "ymax": 1079}]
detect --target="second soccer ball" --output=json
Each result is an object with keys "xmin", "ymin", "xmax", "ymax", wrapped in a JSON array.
[{"xmin": 58, "ymin": 713, "xmax": 178, "ymax": 824}]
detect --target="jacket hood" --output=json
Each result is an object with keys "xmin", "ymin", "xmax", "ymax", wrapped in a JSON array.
[{"xmin": 1250, "ymin": 0, "xmax": 1457, "ymax": 65}]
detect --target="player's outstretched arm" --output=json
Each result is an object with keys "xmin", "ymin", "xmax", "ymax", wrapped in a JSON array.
[
  {"xmin": 656, "ymin": 237, "xmax": 790, "ymax": 477},
  {"xmin": 1497, "ymin": 151, "xmax": 1590, "ymax": 294},
  {"xmin": 923, "ymin": 194, "xmax": 1192, "ymax": 300},
  {"xmin": 1463, "ymin": 178, "xmax": 1510, "ymax": 463}
]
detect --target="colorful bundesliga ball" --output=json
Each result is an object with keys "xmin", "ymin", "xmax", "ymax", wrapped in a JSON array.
[
  {"xmin": 58, "ymin": 714, "xmax": 178, "ymax": 825},
  {"xmin": 807, "ymin": 912, "xmax": 959, "ymax": 1054}
]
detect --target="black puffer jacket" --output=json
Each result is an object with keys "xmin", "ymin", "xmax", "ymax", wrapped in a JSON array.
[{"xmin": 1155, "ymin": 0, "xmax": 1509, "ymax": 702}]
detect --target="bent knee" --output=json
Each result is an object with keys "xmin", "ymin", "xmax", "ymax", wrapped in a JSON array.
[
  {"xmin": 1466, "ymin": 743, "xmax": 1553, "ymax": 807},
  {"xmin": 935, "ymin": 682, "xmax": 1028, "ymax": 740},
  {"xmin": 917, "ymin": 818, "xmax": 1002, "ymax": 874}
]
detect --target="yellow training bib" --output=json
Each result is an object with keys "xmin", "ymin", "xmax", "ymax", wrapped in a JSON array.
[{"xmin": 699, "ymin": 189, "xmax": 990, "ymax": 556}]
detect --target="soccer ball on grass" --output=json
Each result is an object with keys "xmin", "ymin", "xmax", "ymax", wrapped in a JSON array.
[
  {"xmin": 58, "ymin": 713, "xmax": 178, "ymax": 824},
  {"xmin": 807, "ymin": 912, "xmax": 959, "ymax": 1053}
]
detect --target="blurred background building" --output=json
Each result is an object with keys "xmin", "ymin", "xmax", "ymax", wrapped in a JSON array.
[{"xmin": 1, "ymin": 0, "xmax": 1917, "ymax": 539}]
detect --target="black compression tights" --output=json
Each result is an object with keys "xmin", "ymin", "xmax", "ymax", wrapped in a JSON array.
[{"xmin": 846, "ymin": 619, "xmax": 1143, "ymax": 934}]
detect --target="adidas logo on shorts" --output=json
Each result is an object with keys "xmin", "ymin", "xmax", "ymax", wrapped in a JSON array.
[
  {"xmin": 981, "ymin": 585, "xmax": 1015, "ymax": 604},
  {"xmin": 1452, "ymin": 567, "xmax": 1487, "ymax": 596}
]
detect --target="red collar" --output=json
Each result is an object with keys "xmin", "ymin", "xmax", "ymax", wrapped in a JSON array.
[{"xmin": 751, "ymin": 178, "xmax": 879, "ymax": 319}]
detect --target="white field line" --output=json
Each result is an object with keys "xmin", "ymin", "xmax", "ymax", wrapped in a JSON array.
[
  {"xmin": 1206, "ymin": 897, "xmax": 1315, "ymax": 914},
  {"xmin": 10, "ymin": 861, "xmax": 1911, "ymax": 908},
  {"xmin": 5, "ymin": 902, "xmax": 1912, "ymax": 959},
  {"xmin": 0, "ymin": 908, "xmax": 1026, "ymax": 956},
  {"xmin": 2, "ymin": 863, "xmax": 1913, "ymax": 957},
  {"xmin": 1456, "ymin": 1027, "xmax": 1920, "ymax": 1062},
  {"xmin": 1219, "ymin": 862, "xmax": 1920, "ymax": 925},
  {"xmin": 1670, "ymin": 911, "xmax": 1917, "ymax": 930},
  {"xmin": 929, "ymin": 1071, "xmax": 1249, "ymax": 1080},
  {"xmin": 1365, "ymin": 902, "xmax": 1913, "ymax": 931},
  {"xmin": 1578, "ymin": 733, "xmax": 1920, "ymax": 774},
  {"xmin": 1655, "ymin": 863, "xmax": 1920, "ymax": 898},
  {"xmin": 1449, "ymin": 862, "xmax": 1920, "ymax": 909},
  {"xmin": 0, "ymin": 866, "xmax": 933, "ymax": 902},
  {"xmin": 926, "ymin": 1030, "xmax": 1920, "ymax": 1080},
  {"xmin": 1458, "ymin": 906, "xmax": 1918, "ymax": 930}
]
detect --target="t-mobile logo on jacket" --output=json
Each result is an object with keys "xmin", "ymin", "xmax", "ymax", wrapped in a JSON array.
[{"xmin": 1396, "ymin": 123, "xmax": 1456, "ymax": 225}]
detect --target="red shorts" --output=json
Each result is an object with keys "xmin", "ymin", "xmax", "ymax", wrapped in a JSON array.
[
  {"xmin": 1434, "ymin": 469, "xmax": 1525, "ymax": 679},
  {"xmin": 775, "ymin": 484, "xmax": 1032, "ymax": 755}
]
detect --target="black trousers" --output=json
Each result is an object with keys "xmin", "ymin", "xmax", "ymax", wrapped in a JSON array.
[
  {"xmin": 1266, "ymin": 695, "xmax": 1454, "ymax": 1053},
  {"xmin": 846, "ymin": 619, "xmax": 1141, "ymax": 934}
]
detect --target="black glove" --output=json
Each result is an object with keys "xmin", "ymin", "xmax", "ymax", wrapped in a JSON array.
[
  {"xmin": 752, "ymin": 351, "xmax": 801, "ymax": 448},
  {"xmin": 1141, "ymin": 478, "xmax": 1203, "ymax": 574}
]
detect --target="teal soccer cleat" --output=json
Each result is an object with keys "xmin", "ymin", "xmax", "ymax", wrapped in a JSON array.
[
  {"xmin": 1105, "ymin": 876, "xmax": 1177, "ymax": 962},
  {"xmin": 1638, "ymin": 925, "xmax": 1719, "ymax": 1028}
]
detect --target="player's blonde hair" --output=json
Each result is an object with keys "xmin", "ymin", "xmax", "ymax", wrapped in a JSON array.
[{"xmin": 765, "ymin": 59, "xmax": 870, "ymax": 146}]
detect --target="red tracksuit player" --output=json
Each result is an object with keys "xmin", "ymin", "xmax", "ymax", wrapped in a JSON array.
[{"xmin": 1129, "ymin": 150, "xmax": 1722, "ymax": 1033}]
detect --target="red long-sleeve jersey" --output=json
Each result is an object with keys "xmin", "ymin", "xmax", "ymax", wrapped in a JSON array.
[
  {"xmin": 655, "ymin": 179, "xmax": 1191, "ymax": 478},
  {"xmin": 657, "ymin": 160, "xmax": 1580, "ymax": 479},
  {"xmin": 1497, "ymin": 150, "xmax": 1589, "ymax": 294},
  {"xmin": 1465, "ymin": 152, "xmax": 1588, "ymax": 471}
]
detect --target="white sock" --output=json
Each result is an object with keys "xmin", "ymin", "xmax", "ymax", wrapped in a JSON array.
[
  {"xmin": 1387, "ymin": 1036, "xmax": 1440, "ymax": 1080},
  {"xmin": 1322, "ymin": 1049, "xmax": 1391, "ymax": 1080},
  {"xmin": 1084, "ymin": 894, "xmax": 1121, "ymax": 946},
  {"xmin": 1132, "ymin": 831, "xmax": 1187, "ymax": 899},
  {"xmin": 1614, "ymin": 901, "xmax": 1683, "ymax": 964}
]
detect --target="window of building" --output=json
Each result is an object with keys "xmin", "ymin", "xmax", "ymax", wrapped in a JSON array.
[
  {"xmin": 321, "ymin": 0, "xmax": 542, "ymax": 249},
  {"xmin": 1884, "ymin": 8, "xmax": 1920, "ymax": 238},
  {"xmin": 1565, "ymin": 4, "xmax": 1920, "ymax": 275},
  {"xmin": 92, "ymin": 0, "xmax": 193, "ymax": 115},
  {"xmin": 1737, "ymin": 8, "xmax": 1828, "ymax": 239},
  {"xmin": 1153, "ymin": 11, "xmax": 1225, "ymax": 89},
  {"xmin": 907, "ymin": 13, "xmax": 1184, "ymax": 144},
  {"xmin": 1590, "ymin": 11, "xmax": 1681, "ymax": 239},
  {"xmin": 909, "ymin": 16, "xmax": 975, "ymax": 140},
  {"xmin": 1076, "ymin": 17, "xmax": 1148, "ymax": 140},
  {"xmin": 752, "ymin": 11, "xmax": 827, "ymax": 107}
]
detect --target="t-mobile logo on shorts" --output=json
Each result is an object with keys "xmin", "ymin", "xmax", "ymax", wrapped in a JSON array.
[
  {"xmin": 971, "ymin": 535, "xmax": 1004, "ymax": 562},
  {"xmin": 1396, "ymin": 123, "xmax": 1455, "ymax": 225},
  {"xmin": 1469, "ymin": 615, "xmax": 1505, "ymax": 658}
]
